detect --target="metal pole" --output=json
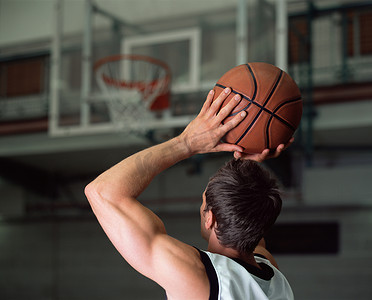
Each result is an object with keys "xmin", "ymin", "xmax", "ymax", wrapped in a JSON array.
[
  {"xmin": 275, "ymin": 0, "xmax": 288, "ymax": 71},
  {"xmin": 92, "ymin": 4, "xmax": 143, "ymax": 33},
  {"xmin": 81, "ymin": 0, "xmax": 93, "ymax": 127},
  {"xmin": 306, "ymin": 1, "xmax": 314, "ymax": 166},
  {"xmin": 190, "ymin": 28, "xmax": 201, "ymax": 89},
  {"xmin": 341, "ymin": 10, "xmax": 349, "ymax": 83},
  {"xmin": 353, "ymin": 11, "xmax": 360, "ymax": 57},
  {"xmin": 236, "ymin": 0, "xmax": 248, "ymax": 65},
  {"xmin": 49, "ymin": 0, "xmax": 63, "ymax": 136}
]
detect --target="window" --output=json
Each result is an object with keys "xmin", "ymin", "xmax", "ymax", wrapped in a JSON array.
[{"xmin": 0, "ymin": 55, "xmax": 48, "ymax": 98}]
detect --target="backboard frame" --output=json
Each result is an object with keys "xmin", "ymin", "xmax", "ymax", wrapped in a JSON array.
[
  {"xmin": 122, "ymin": 27, "xmax": 201, "ymax": 93},
  {"xmin": 48, "ymin": 2, "xmax": 198, "ymax": 137}
]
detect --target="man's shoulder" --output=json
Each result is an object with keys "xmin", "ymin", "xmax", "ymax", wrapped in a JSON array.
[{"xmin": 155, "ymin": 242, "xmax": 210, "ymax": 300}]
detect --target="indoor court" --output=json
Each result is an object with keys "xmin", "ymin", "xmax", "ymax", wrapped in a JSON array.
[{"xmin": 1, "ymin": 0, "xmax": 372, "ymax": 299}]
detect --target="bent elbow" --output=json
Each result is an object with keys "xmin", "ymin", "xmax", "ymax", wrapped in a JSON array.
[
  {"xmin": 85, "ymin": 181, "xmax": 100, "ymax": 204},
  {"xmin": 85, "ymin": 179, "xmax": 119, "ymax": 206},
  {"xmin": 85, "ymin": 179, "xmax": 110, "ymax": 205}
]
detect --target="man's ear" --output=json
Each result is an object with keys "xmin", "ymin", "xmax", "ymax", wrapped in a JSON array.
[{"xmin": 204, "ymin": 210, "xmax": 216, "ymax": 230}]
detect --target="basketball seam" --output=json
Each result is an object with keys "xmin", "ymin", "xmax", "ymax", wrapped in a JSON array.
[
  {"xmin": 215, "ymin": 64, "xmax": 258, "ymax": 117},
  {"xmin": 265, "ymin": 96, "xmax": 302, "ymax": 149},
  {"xmin": 234, "ymin": 68, "xmax": 283, "ymax": 145},
  {"xmin": 270, "ymin": 96, "xmax": 302, "ymax": 130},
  {"xmin": 215, "ymin": 82, "xmax": 297, "ymax": 129},
  {"xmin": 262, "ymin": 69, "xmax": 283, "ymax": 107},
  {"xmin": 247, "ymin": 64, "xmax": 258, "ymax": 101},
  {"xmin": 215, "ymin": 83, "xmax": 252, "ymax": 116}
]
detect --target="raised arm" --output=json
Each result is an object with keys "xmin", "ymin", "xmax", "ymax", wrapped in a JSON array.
[{"xmin": 84, "ymin": 88, "xmax": 246, "ymax": 299}]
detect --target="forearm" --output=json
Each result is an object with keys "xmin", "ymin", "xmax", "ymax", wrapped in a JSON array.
[
  {"xmin": 87, "ymin": 136, "xmax": 191, "ymax": 201},
  {"xmin": 87, "ymin": 89, "xmax": 248, "ymax": 201}
]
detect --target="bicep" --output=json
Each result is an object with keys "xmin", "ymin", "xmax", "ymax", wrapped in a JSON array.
[
  {"xmin": 87, "ymin": 192, "xmax": 209, "ymax": 298},
  {"xmin": 88, "ymin": 190, "xmax": 166, "ymax": 275},
  {"xmin": 151, "ymin": 235, "xmax": 210, "ymax": 299}
]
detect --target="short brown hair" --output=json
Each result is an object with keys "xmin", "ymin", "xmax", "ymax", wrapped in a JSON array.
[{"xmin": 205, "ymin": 159, "xmax": 282, "ymax": 253}]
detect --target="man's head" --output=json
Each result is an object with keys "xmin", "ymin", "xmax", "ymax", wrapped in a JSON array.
[{"xmin": 202, "ymin": 159, "xmax": 282, "ymax": 254}]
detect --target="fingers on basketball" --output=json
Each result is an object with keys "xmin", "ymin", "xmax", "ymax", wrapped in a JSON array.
[
  {"xmin": 208, "ymin": 88, "xmax": 231, "ymax": 117},
  {"xmin": 200, "ymin": 90, "xmax": 215, "ymax": 115},
  {"xmin": 217, "ymin": 94, "xmax": 242, "ymax": 121},
  {"xmin": 219, "ymin": 110, "xmax": 246, "ymax": 135}
]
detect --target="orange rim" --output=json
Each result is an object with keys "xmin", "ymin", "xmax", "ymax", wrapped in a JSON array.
[
  {"xmin": 93, "ymin": 54, "xmax": 171, "ymax": 89},
  {"xmin": 94, "ymin": 54, "xmax": 171, "ymax": 110}
]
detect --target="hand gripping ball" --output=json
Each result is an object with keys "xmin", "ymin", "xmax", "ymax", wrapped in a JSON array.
[{"xmin": 213, "ymin": 62, "xmax": 302, "ymax": 153}]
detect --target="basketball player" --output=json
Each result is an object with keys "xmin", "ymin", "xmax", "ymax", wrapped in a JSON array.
[{"xmin": 85, "ymin": 87, "xmax": 294, "ymax": 299}]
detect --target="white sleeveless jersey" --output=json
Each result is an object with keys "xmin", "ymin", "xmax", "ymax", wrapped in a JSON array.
[{"xmin": 197, "ymin": 249, "xmax": 294, "ymax": 300}]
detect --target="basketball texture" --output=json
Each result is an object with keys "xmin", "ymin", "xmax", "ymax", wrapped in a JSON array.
[{"xmin": 213, "ymin": 62, "xmax": 302, "ymax": 153}]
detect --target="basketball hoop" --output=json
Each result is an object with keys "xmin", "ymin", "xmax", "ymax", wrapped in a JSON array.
[{"xmin": 94, "ymin": 54, "xmax": 171, "ymax": 132}]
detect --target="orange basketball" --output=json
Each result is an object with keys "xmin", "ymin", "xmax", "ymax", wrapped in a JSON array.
[{"xmin": 213, "ymin": 62, "xmax": 302, "ymax": 153}]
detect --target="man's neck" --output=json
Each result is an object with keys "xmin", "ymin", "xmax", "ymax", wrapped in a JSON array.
[{"xmin": 207, "ymin": 230, "xmax": 261, "ymax": 269}]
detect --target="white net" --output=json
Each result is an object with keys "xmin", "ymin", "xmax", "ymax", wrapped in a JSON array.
[{"xmin": 94, "ymin": 55, "xmax": 171, "ymax": 132}]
